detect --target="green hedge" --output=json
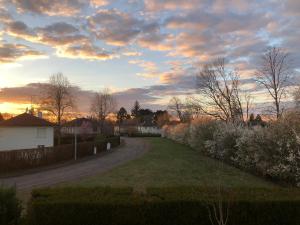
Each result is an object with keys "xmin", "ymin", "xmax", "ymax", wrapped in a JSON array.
[
  {"xmin": 0, "ymin": 187, "xmax": 22, "ymax": 225},
  {"xmin": 105, "ymin": 136, "xmax": 121, "ymax": 147},
  {"xmin": 128, "ymin": 133, "xmax": 161, "ymax": 137},
  {"xmin": 27, "ymin": 187, "xmax": 300, "ymax": 225}
]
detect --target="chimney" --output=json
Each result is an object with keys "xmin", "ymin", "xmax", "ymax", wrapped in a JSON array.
[{"xmin": 38, "ymin": 111, "xmax": 43, "ymax": 119}]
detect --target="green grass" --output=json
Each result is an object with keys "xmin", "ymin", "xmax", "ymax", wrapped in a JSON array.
[{"xmin": 66, "ymin": 138, "xmax": 275, "ymax": 188}]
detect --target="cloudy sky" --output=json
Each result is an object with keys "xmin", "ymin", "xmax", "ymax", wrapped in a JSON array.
[{"xmin": 0, "ymin": 0, "xmax": 299, "ymax": 114}]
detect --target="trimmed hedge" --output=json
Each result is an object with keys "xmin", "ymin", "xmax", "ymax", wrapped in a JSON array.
[
  {"xmin": 128, "ymin": 133, "xmax": 161, "ymax": 137},
  {"xmin": 27, "ymin": 186, "xmax": 300, "ymax": 225},
  {"xmin": 0, "ymin": 187, "xmax": 22, "ymax": 225},
  {"xmin": 104, "ymin": 136, "xmax": 121, "ymax": 148}
]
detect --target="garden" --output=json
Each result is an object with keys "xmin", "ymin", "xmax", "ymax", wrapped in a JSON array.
[
  {"xmin": 1, "ymin": 136, "xmax": 300, "ymax": 225},
  {"xmin": 162, "ymin": 112, "xmax": 300, "ymax": 187}
]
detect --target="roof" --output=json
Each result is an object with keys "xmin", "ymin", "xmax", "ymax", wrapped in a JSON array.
[
  {"xmin": 0, "ymin": 113, "xmax": 54, "ymax": 127},
  {"xmin": 63, "ymin": 118, "xmax": 94, "ymax": 127}
]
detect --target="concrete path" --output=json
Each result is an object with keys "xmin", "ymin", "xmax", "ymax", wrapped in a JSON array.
[{"xmin": 0, "ymin": 138, "xmax": 150, "ymax": 191}]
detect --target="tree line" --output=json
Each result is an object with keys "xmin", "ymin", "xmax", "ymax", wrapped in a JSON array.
[{"xmin": 168, "ymin": 47, "xmax": 298, "ymax": 123}]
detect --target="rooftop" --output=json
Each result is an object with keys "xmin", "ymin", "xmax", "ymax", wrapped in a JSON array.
[{"xmin": 0, "ymin": 113, "xmax": 54, "ymax": 127}]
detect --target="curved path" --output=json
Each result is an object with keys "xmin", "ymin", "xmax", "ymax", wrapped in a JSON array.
[{"xmin": 0, "ymin": 138, "xmax": 150, "ymax": 191}]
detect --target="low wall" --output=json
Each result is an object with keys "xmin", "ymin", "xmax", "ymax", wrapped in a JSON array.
[{"xmin": 0, "ymin": 136, "xmax": 120, "ymax": 175}]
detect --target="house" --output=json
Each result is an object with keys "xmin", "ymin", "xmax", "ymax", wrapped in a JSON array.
[
  {"xmin": 137, "ymin": 115, "xmax": 161, "ymax": 135},
  {"xmin": 61, "ymin": 118, "xmax": 98, "ymax": 135},
  {"xmin": 114, "ymin": 118, "xmax": 139, "ymax": 135},
  {"xmin": 0, "ymin": 113, "xmax": 54, "ymax": 151},
  {"xmin": 115, "ymin": 116, "xmax": 161, "ymax": 135},
  {"xmin": 61, "ymin": 118, "xmax": 115, "ymax": 135}
]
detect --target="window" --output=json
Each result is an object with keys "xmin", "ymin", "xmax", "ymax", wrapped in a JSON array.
[{"xmin": 37, "ymin": 128, "xmax": 47, "ymax": 138}]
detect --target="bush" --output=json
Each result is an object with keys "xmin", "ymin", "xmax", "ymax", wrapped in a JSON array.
[
  {"xmin": 163, "ymin": 117, "xmax": 300, "ymax": 186},
  {"xmin": 0, "ymin": 187, "xmax": 22, "ymax": 225},
  {"xmin": 188, "ymin": 118, "xmax": 218, "ymax": 151},
  {"xmin": 204, "ymin": 122, "xmax": 242, "ymax": 161},
  {"xmin": 55, "ymin": 134, "xmax": 97, "ymax": 145},
  {"xmin": 128, "ymin": 133, "xmax": 161, "ymax": 137},
  {"xmin": 105, "ymin": 136, "xmax": 121, "ymax": 148},
  {"xmin": 162, "ymin": 123, "xmax": 190, "ymax": 144},
  {"xmin": 26, "ymin": 187, "xmax": 300, "ymax": 225}
]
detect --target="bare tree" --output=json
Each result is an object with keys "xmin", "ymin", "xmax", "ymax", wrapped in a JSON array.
[
  {"xmin": 168, "ymin": 97, "xmax": 185, "ymax": 122},
  {"xmin": 255, "ymin": 47, "xmax": 292, "ymax": 119},
  {"xmin": 293, "ymin": 85, "xmax": 300, "ymax": 110},
  {"xmin": 90, "ymin": 88, "xmax": 116, "ymax": 134},
  {"xmin": 204, "ymin": 161, "xmax": 233, "ymax": 225},
  {"xmin": 196, "ymin": 58, "xmax": 244, "ymax": 122},
  {"xmin": 244, "ymin": 92, "xmax": 254, "ymax": 121},
  {"xmin": 39, "ymin": 73, "xmax": 75, "ymax": 143}
]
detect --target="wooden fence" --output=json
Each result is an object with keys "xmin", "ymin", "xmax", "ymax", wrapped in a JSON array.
[{"xmin": 0, "ymin": 136, "xmax": 120, "ymax": 175}]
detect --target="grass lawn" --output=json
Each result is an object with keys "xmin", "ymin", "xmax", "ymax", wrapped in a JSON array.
[{"xmin": 65, "ymin": 137, "xmax": 275, "ymax": 188}]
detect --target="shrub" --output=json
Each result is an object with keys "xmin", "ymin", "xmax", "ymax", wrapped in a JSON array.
[
  {"xmin": 163, "ymin": 123, "xmax": 190, "ymax": 144},
  {"xmin": 163, "ymin": 117, "xmax": 300, "ymax": 186},
  {"xmin": 128, "ymin": 133, "xmax": 161, "ymax": 137},
  {"xmin": 26, "ymin": 187, "xmax": 300, "ymax": 225},
  {"xmin": 105, "ymin": 136, "xmax": 121, "ymax": 148},
  {"xmin": 188, "ymin": 118, "xmax": 218, "ymax": 151},
  {"xmin": 0, "ymin": 187, "xmax": 22, "ymax": 225},
  {"xmin": 205, "ymin": 123, "xmax": 242, "ymax": 161}
]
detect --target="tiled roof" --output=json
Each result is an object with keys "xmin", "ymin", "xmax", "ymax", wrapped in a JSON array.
[{"xmin": 0, "ymin": 113, "xmax": 54, "ymax": 127}]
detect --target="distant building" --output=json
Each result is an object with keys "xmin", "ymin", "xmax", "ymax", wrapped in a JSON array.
[
  {"xmin": 61, "ymin": 118, "xmax": 98, "ymax": 135},
  {"xmin": 137, "ymin": 115, "xmax": 161, "ymax": 135},
  {"xmin": 115, "ymin": 116, "xmax": 161, "ymax": 136},
  {"xmin": 61, "ymin": 118, "xmax": 114, "ymax": 135},
  {"xmin": 0, "ymin": 113, "xmax": 54, "ymax": 151}
]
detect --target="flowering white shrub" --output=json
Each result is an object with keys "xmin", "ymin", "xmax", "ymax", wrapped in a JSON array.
[
  {"xmin": 188, "ymin": 118, "xmax": 218, "ymax": 151},
  {"xmin": 205, "ymin": 122, "xmax": 242, "ymax": 161},
  {"xmin": 162, "ymin": 123, "xmax": 190, "ymax": 144},
  {"xmin": 163, "ymin": 117, "xmax": 300, "ymax": 186}
]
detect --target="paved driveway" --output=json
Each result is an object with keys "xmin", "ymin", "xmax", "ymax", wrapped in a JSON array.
[{"xmin": 0, "ymin": 138, "xmax": 150, "ymax": 191}]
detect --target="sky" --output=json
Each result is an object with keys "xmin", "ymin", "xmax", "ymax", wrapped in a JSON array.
[{"xmin": 0, "ymin": 0, "xmax": 300, "ymax": 115}]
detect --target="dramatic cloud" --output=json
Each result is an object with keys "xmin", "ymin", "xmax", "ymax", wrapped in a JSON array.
[
  {"xmin": 88, "ymin": 9, "xmax": 168, "ymax": 49},
  {"xmin": 129, "ymin": 59, "xmax": 161, "ymax": 78},
  {"xmin": 35, "ymin": 22, "xmax": 89, "ymax": 46},
  {"xmin": 90, "ymin": 0, "xmax": 108, "ymax": 7},
  {"xmin": 5, "ymin": 20, "xmax": 36, "ymax": 41},
  {"xmin": 88, "ymin": 9, "xmax": 143, "ymax": 46},
  {"xmin": 9, "ymin": 0, "xmax": 86, "ymax": 16},
  {"xmin": 57, "ymin": 43, "xmax": 116, "ymax": 61},
  {"xmin": 0, "ymin": 83, "xmax": 163, "ymax": 113},
  {"xmin": 144, "ymin": 0, "xmax": 204, "ymax": 12},
  {"xmin": 0, "ymin": 42, "xmax": 45, "ymax": 64},
  {"xmin": 1, "ymin": 0, "xmax": 300, "ymax": 112},
  {"xmin": 5, "ymin": 21, "xmax": 88, "ymax": 46}
]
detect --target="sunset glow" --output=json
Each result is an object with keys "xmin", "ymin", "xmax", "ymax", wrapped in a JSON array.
[{"xmin": 0, "ymin": 0, "xmax": 300, "ymax": 115}]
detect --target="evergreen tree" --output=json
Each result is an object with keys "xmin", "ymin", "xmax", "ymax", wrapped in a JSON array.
[
  {"xmin": 131, "ymin": 100, "xmax": 140, "ymax": 118},
  {"xmin": 117, "ymin": 107, "xmax": 128, "ymax": 124},
  {"xmin": 0, "ymin": 113, "xmax": 4, "ymax": 122},
  {"xmin": 255, "ymin": 114, "xmax": 262, "ymax": 123}
]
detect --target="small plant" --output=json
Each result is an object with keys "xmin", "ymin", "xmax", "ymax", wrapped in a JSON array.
[{"xmin": 0, "ymin": 186, "xmax": 22, "ymax": 225}]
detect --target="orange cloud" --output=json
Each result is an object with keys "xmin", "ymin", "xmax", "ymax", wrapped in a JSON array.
[{"xmin": 0, "ymin": 42, "xmax": 45, "ymax": 64}]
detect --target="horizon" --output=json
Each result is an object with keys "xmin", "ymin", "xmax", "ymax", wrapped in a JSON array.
[{"xmin": 1, "ymin": 0, "xmax": 300, "ymax": 115}]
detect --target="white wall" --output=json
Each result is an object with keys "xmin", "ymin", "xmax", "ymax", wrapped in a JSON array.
[
  {"xmin": 0, "ymin": 127, "xmax": 54, "ymax": 151},
  {"xmin": 138, "ymin": 126, "xmax": 161, "ymax": 134}
]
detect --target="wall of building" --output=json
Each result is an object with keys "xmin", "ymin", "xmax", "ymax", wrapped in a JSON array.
[
  {"xmin": 138, "ymin": 126, "xmax": 161, "ymax": 134},
  {"xmin": 0, "ymin": 127, "xmax": 54, "ymax": 151}
]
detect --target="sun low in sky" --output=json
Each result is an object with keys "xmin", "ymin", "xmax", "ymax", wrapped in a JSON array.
[{"xmin": 0, "ymin": 0, "xmax": 300, "ymax": 114}]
